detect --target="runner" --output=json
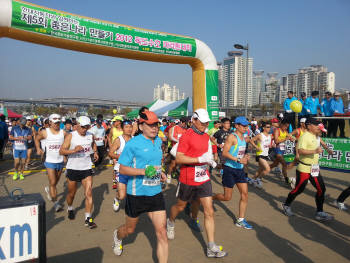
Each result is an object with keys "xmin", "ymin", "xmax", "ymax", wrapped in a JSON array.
[
  {"xmin": 269, "ymin": 119, "xmax": 294, "ymax": 184},
  {"xmin": 131, "ymin": 106, "xmax": 149, "ymax": 136},
  {"xmin": 64, "ymin": 119, "xmax": 73, "ymax": 133},
  {"xmin": 35, "ymin": 114, "xmax": 67, "ymax": 212},
  {"xmin": 334, "ymin": 187, "xmax": 350, "ymax": 211},
  {"xmin": 9, "ymin": 117, "xmax": 32, "ymax": 180},
  {"xmin": 108, "ymin": 119, "xmax": 133, "ymax": 212},
  {"xmin": 249, "ymin": 121, "xmax": 272, "ymax": 189},
  {"xmin": 25, "ymin": 117, "xmax": 36, "ymax": 170},
  {"xmin": 287, "ymin": 118, "xmax": 307, "ymax": 171},
  {"xmin": 89, "ymin": 119, "xmax": 106, "ymax": 169},
  {"xmin": 167, "ymin": 109, "xmax": 227, "ymax": 258},
  {"xmin": 213, "ymin": 116, "xmax": 253, "ymax": 230},
  {"xmin": 212, "ymin": 118, "xmax": 231, "ymax": 176},
  {"xmin": 281, "ymin": 118, "xmax": 333, "ymax": 221},
  {"xmin": 112, "ymin": 111, "xmax": 168, "ymax": 263},
  {"xmin": 59, "ymin": 116, "xmax": 99, "ymax": 229}
]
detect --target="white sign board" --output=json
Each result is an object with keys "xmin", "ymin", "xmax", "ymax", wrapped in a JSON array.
[
  {"xmin": 0, "ymin": 205, "xmax": 39, "ymax": 262},
  {"xmin": 219, "ymin": 112, "xmax": 226, "ymax": 117}
]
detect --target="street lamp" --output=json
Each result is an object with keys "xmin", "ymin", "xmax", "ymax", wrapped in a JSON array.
[{"xmin": 234, "ymin": 43, "xmax": 249, "ymax": 117}]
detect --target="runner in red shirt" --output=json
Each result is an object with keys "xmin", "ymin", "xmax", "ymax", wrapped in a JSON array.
[{"xmin": 166, "ymin": 109, "xmax": 227, "ymax": 258}]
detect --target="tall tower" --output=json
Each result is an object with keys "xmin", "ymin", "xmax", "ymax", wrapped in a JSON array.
[{"xmin": 252, "ymin": 70, "xmax": 264, "ymax": 106}]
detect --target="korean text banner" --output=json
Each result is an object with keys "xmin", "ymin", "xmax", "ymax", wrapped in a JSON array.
[
  {"xmin": 11, "ymin": 1, "xmax": 197, "ymax": 57},
  {"xmin": 283, "ymin": 138, "xmax": 350, "ymax": 171}
]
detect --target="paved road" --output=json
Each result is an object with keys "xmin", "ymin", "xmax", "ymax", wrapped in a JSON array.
[{"xmin": 1, "ymin": 157, "xmax": 349, "ymax": 263}]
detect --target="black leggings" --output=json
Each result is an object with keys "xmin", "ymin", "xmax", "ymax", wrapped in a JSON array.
[
  {"xmin": 285, "ymin": 170, "xmax": 326, "ymax": 212},
  {"xmin": 337, "ymin": 186, "xmax": 350, "ymax": 203},
  {"xmin": 94, "ymin": 145, "xmax": 105, "ymax": 167}
]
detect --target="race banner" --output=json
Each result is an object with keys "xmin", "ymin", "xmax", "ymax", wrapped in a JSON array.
[
  {"xmin": 11, "ymin": 1, "xmax": 196, "ymax": 57},
  {"xmin": 283, "ymin": 138, "xmax": 350, "ymax": 171}
]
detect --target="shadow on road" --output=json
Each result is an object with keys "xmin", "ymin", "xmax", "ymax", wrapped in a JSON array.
[{"xmin": 48, "ymin": 246, "xmax": 103, "ymax": 263}]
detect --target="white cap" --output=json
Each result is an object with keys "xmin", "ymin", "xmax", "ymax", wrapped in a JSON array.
[
  {"xmin": 78, "ymin": 116, "xmax": 91, "ymax": 126},
  {"xmin": 174, "ymin": 119, "xmax": 180, "ymax": 124},
  {"xmin": 26, "ymin": 116, "xmax": 31, "ymax": 120},
  {"xmin": 49, "ymin": 114, "xmax": 61, "ymax": 123},
  {"xmin": 62, "ymin": 117, "xmax": 66, "ymax": 122},
  {"xmin": 192, "ymin": 108, "xmax": 211, "ymax": 123},
  {"xmin": 300, "ymin": 118, "xmax": 307, "ymax": 123}
]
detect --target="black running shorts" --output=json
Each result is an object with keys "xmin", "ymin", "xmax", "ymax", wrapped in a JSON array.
[
  {"xmin": 176, "ymin": 180, "xmax": 212, "ymax": 202},
  {"xmin": 66, "ymin": 169, "xmax": 92, "ymax": 182},
  {"xmin": 125, "ymin": 192, "xmax": 165, "ymax": 218}
]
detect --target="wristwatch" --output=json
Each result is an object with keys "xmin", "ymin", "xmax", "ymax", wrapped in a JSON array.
[{"xmin": 237, "ymin": 158, "xmax": 241, "ymax": 163}]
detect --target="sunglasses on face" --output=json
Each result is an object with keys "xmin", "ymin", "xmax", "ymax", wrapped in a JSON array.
[{"xmin": 265, "ymin": 126, "xmax": 271, "ymax": 128}]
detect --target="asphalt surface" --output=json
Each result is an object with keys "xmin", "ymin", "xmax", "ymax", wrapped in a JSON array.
[{"xmin": 0, "ymin": 154, "xmax": 349, "ymax": 263}]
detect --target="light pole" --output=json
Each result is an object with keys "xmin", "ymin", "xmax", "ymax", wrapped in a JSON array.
[{"xmin": 234, "ymin": 43, "xmax": 249, "ymax": 117}]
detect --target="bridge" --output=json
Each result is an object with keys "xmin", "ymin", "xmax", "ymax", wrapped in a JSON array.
[{"xmin": 0, "ymin": 97, "xmax": 146, "ymax": 110}]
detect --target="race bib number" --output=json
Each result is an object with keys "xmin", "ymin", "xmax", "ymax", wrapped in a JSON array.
[
  {"xmin": 14, "ymin": 140, "xmax": 26, "ymax": 150},
  {"xmin": 194, "ymin": 165, "xmax": 209, "ymax": 182},
  {"xmin": 237, "ymin": 146, "xmax": 246, "ymax": 159},
  {"xmin": 279, "ymin": 143, "xmax": 285, "ymax": 151},
  {"xmin": 311, "ymin": 164, "xmax": 320, "ymax": 177},
  {"xmin": 47, "ymin": 144, "xmax": 61, "ymax": 153},
  {"xmin": 143, "ymin": 165, "xmax": 161, "ymax": 186}
]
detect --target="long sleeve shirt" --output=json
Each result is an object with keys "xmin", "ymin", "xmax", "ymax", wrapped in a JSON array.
[
  {"xmin": 283, "ymin": 97, "xmax": 297, "ymax": 112},
  {"xmin": 299, "ymin": 99, "xmax": 307, "ymax": 116},
  {"xmin": 304, "ymin": 97, "xmax": 322, "ymax": 115},
  {"xmin": 321, "ymin": 98, "xmax": 333, "ymax": 116},
  {"xmin": 330, "ymin": 98, "xmax": 344, "ymax": 114}
]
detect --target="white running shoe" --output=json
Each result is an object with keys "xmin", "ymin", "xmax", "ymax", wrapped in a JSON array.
[
  {"xmin": 113, "ymin": 230, "xmax": 123, "ymax": 256},
  {"xmin": 44, "ymin": 186, "xmax": 52, "ymax": 201},
  {"xmin": 247, "ymin": 177, "xmax": 254, "ymax": 185},
  {"xmin": 253, "ymin": 178, "xmax": 263, "ymax": 189},
  {"xmin": 281, "ymin": 203, "xmax": 294, "ymax": 216},
  {"xmin": 333, "ymin": 200, "xmax": 348, "ymax": 211},
  {"xmin": 113, "ymin": 198, "xmax": 120, "ymax": 212},
  {"xmin": 207, "ymin": 244, "xmax": 228, "ymax": 258},
  {"xmin": 166, "ymin": 174, "xmax": 171, "ymax": 184},
  {"xmin": 290, "ymin": 177, "xmax": 296, "ymax": 189},
  {"xmin": 166, "ymin": 218, "xmax": 175, "ymax": 240},
  {"xmin": 315, "ymin": 211, "xmax": 333, "ymax": 221},
  {"xmin": 54, "ymin": 202, "xmax": 63, "ymax": 212}
]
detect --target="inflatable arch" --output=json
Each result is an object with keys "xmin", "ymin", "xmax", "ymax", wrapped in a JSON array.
[{"xmin": 0, "ymin": 0, "xmax": 219, "ymax": 120}]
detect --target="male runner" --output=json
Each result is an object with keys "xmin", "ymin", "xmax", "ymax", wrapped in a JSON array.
[
  {"xmin": 213, "ymin": 118, "xmax": 231, "ymax": 175},
  {"xmin": 167, "ymin": 109, "xmax": 227, "ymax": 258},
  {"xmin": 108, "ymin": 120, "xmax": 133, "ymax": 212},
  {"xmin": 35, "ymin": 114, "xmax": 67, "ymax": 212},
  {"xmin": 89, "ymin": 119, "xmax": 106, "ymax": 169},
  {"xmin": 213, "ymin": 116, "xmax": 253, "ymax": 229},
  {"xmin": 25, "ymin": 118, "xmax": 36, "ymax": 170},
  {"xmin": 9, "ymin": 117, "xmax": 32, "ymax": 180},
  {"xmin": 59, "ymin": 116, "xmax": 99, "ymax": 228},
  {"xmin": 112, "ymin": 111, "xmax": 168, "ymax": 263},
  {"xmin": 282, "ymin": 118, "xmax": 333, "ymax": 221}
]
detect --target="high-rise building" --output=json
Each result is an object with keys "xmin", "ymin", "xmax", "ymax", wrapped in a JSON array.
[
  {"xmin": 219, "ymin": 51, "xmax": 253, "ymax": 107},
  {"xmin": 252, "ymin": 71, "xmax": 264, "ymax": 106},
  {"xmin": 153, "ymin": 83, "xmax": 185, "ymax": 102},
  {"xmin": 259, "ymin": 72, "xmax": 278, "ymax": 105}
]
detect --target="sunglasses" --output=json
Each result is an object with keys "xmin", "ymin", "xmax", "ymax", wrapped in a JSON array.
[{"xmin": 265, "ymin": 126, "xmax": 271, "ymax": 128}]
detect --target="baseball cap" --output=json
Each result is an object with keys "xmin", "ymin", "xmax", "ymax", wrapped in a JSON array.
[
  {"xmin": 174, "ymin": 119, "xmax": 180, "ymax": 124},
  {"xmin": 271, "ymin": 118, "xmax": 279, "ymax": 123},
  {"xmin": 49, "ymin": 114, "xmax": 61, "ymax": 123},
  {"xmin": 318, "ymin": 123, "xmax": 327, "ymax": 133},
  {"xmin": 234, "ymin": 116, "xmax": 249, "ymax": 126},
  {"xmin": 26, "ymin": 116, "xmax": 31, "ymax": 120},
  {"xmin": 305, "ymin": 117, "xmax": 321, "ymax": 126},
  {"xmin": 300, "ymin": 118, "xmax": 307, "ymax": 123},
  {"xmin": 78, "ymin": 116, "xmax": 91, "ymax": 126},
  {"xmin": 192, "ymin": 109, "xmax": 211, "ymax": 123},
  {"xmin": 112, "ymin": 115, "xmax": 123, "ymax": 122},
  {"xmin": 139, "ymin": 111, "xmax": 159, "ymax": 124}
]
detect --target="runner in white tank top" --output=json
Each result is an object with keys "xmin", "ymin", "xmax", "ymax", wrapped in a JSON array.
[
  {"xmin": 108, "ymin": 120, "xmax": 133, "ymax": 212},
  {"xmin": 59, "ymin": 116, "xmax": 98, "ymax": 229},
  {"xmin": 250, "ymin": 122, "xmax": 273, "ymax": 189},
  {"xmin": 35, "ymin": 114, "xmax": 67, "ymax": 212}
]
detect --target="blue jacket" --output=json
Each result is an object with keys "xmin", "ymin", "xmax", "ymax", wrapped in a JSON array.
[
  {"xmin": 304, "ymin": 97, "xmax": 322, "ymax": 115},
  {"xmin": 283, "ymin": 97, "xmax": 297, "ymax": 112},
  {"xmin": 330, "ymin": 98, "xmax": 344, "ymax": 114},
  {"xmin": 299, "ymin": 99, "xmax": 307, "ymax": 116},
  {"xmin": 0, "ymin": 121, "xmax": 8, "ymax": 140},
  {"xmin": 321, "ymin": 98, "xmax": 333, "ymax": 116}
]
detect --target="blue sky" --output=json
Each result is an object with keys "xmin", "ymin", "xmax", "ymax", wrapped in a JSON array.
[{"xmin": 1, "ymin": 0, "xmax": 349, "ymax": 102}]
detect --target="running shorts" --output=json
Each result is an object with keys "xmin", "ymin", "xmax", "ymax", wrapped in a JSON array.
[
  {"xmin": 222, "ymin": 165, "xmax": 247, "ymax": 188},
  {"xmin": 176, "ymin": 180, "xmax": 212, "ymax": 202},
  {"xmin": 13, "ymin": 149, "xmax": 27, "ymax": 159},
  {"xmin": 44, "ymin": 162, "xmax": 64, "ymax": 171},
  {"xmin": 66, "ymin": 169, "xmax": 92, "ymax": 182},
  {"xmin": 125, "ymin": 192, "xmax": 165, "ymax": 218}
]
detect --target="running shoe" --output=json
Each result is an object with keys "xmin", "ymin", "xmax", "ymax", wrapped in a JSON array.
[
  {"xmin": 290, "ymin": 177, "xmax": 296, "ymax": 189},
  {"xmin": 19, "ymin": 173, "xmax": 25, "ymax": 180},
  {"xmin": 235, "ymin": 219, "xmax": 253, "ymax": 230},
  {"xmin": 24, "ymin": 165, "xmax": 29, "ymax": 171},
  {"xmin": 113, "ymin": 198, "xmax": 120, "ymax": 212},
  {"xmin": 68, "ymin": 209, "xmax": 75, "ymax": 220},
  {"xmin": 113, "ymin": 230, "xmax": 123, "ymax": 256},
  {"xmin": 247, "ymin": 177, "xmax": 253, "ymax": 185},
  {"xmin": 253, "ymin": 178, "xmax": 263, "ymax": 189},
  {"xmin": 12, "ymin": 172, "xmax": 18, "ymax": 181},
  {"xmin": 85, "ymin": 217, "xmax": 97, "ymax": 229},
  {"xmin": 284, "ymin": 176, "xmax": 290, "ymax": 185},
  {"xmin": 281, "ymin": 203, "xmax": 294, "ymax": 216},
  {"xmin": 166, "ymin": 218, "xmax": 175, "ymax": 240},
  {"xmin": 189, "ymin": 219, "xmax": 203, "ymax": 232},
  {"xmin": 315, "ymin": 211, "xmax": 333, "ymax": 221},
  {"xmin": 207, "ymin": 244, "xmax": 227, "ymax": 258},
  {"xmin": 54, "ymin": 202, "xmax": 63, "ymax": 212},
  {"xmin": 333, "ymin": 200, "xmax": 348, "ymax": 211},
  {"xmin": 166, "ymin": 174, "xmax": 171, "ymax": 184},
  {"xmin": 45, "ymin": 186, "xmax": 52, "ymax": 201}
]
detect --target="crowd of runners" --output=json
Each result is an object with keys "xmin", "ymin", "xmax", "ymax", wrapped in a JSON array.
[{"xmin": 0, "ymin": 104, "xmax": 349, "ymax": 263}]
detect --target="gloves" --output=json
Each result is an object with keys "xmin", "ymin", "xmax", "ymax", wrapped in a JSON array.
[
  {"xmin": 145, "ymin": 165, "xmax": 157, "ymax": 178},
  {"xmin": 209, "ymin": 160, "xmax": 217, "ymax": 168},
  {"xmin": 198, "ymin": 152, "xmax": 214, "ymax": 164}
]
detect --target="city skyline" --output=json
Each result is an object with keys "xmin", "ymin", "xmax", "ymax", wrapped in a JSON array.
[{"xmin": 1, "ymin": 0, "xmax": 349, "ymax": 102}]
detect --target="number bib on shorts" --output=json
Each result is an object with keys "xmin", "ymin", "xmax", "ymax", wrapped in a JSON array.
[
  {"xmin": 311, "ymin": 164, "xmax": 320, "ymax": 177},
  {"xmin": 143, "ymin": 166, "xmax": 161, "ymax": 186},
  {"xmin": 194, "ymin": 165, "xmax": 209, "ymax": 182}
]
